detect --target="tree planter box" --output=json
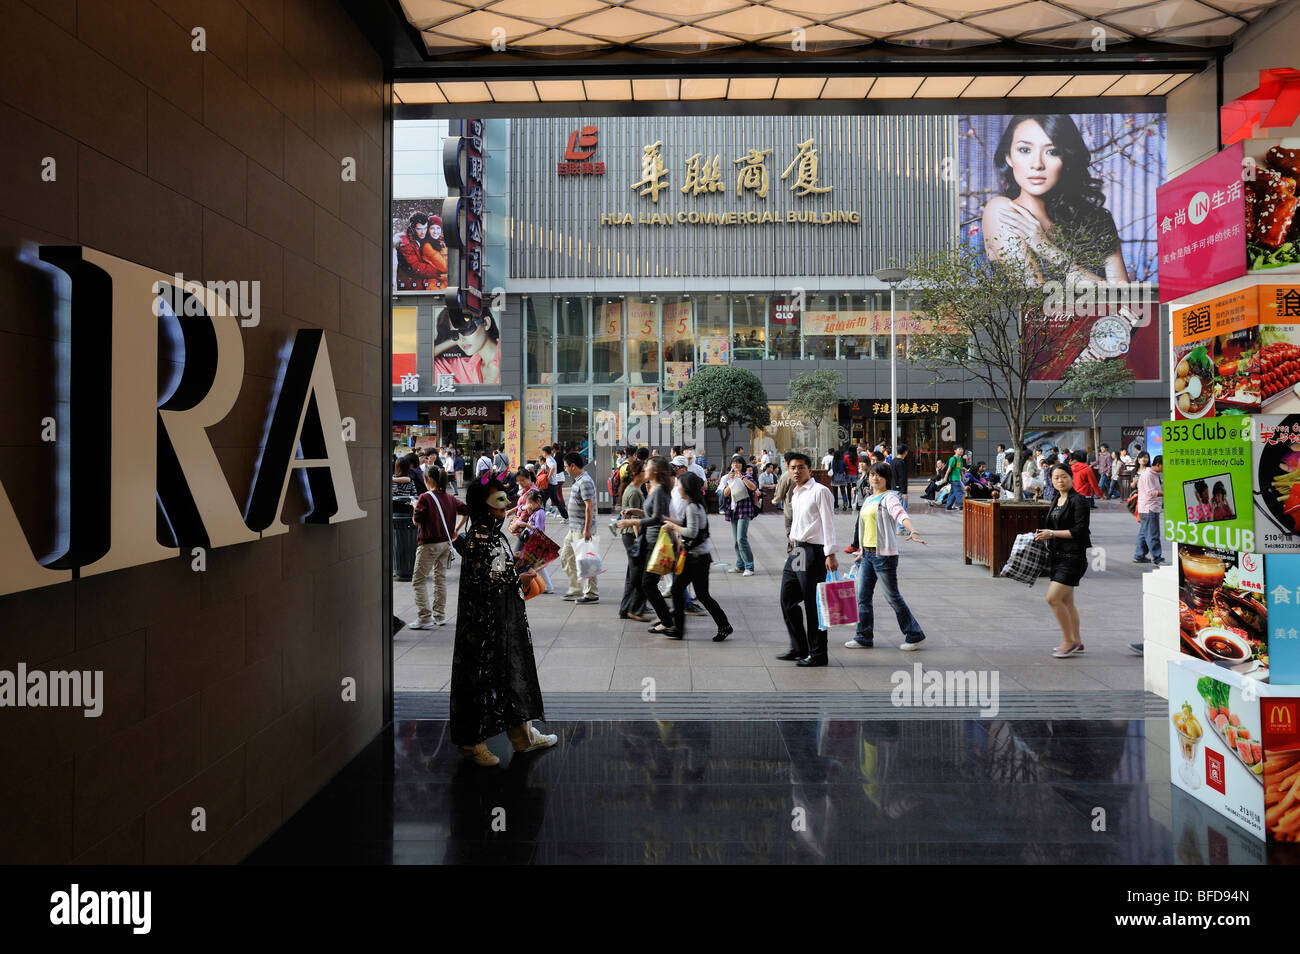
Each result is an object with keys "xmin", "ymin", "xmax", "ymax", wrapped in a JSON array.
[{"xmin": 962, "ymin": 498, "xmax": 1051, "ymax": 576}]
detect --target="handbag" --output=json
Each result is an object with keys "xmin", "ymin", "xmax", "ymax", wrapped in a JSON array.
[
  {"xmin": 815, "ymin": 571, "xmax": 858, "ymax": 628},
  {"xmin": 536, "ymin": 468, "xmax": 550, "ymax": 490},
  {"xmin": 1000, "ymin": 532, "xmax": 1050, "ymax": 586},
  {"xmin": 646, "ymin": 531, "xmax": 677, "ymax": 575}
]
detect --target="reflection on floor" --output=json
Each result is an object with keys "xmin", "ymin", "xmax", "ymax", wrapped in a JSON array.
[{"xmin": 245, "ymin": 719, "xmax": 1300, "ymax": 865}]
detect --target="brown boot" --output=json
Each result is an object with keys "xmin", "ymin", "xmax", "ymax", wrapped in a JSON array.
[
  {"xmin": 507, "ymin": 722, "xmax": 558, "ymax": 753},
  {"xmin": 459, "ymin": 742, "xmax": 500, "ymax": 766}
]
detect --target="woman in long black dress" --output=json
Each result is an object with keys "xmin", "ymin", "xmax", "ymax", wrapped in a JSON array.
[
  {"xmin": 1035, "ymin": 463, "xmax": 1092, "ymax": 658},
  {"xmin": 450, "ymin": 474, "xmax": 557, "ymax": 766}
]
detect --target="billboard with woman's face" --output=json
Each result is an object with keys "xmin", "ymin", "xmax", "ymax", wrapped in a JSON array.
[
  {"xmin": 960, "ymin": 113, "xmax": 1165, "ymax": 283},
  {"xmin": 959, "ymin": 112, "xmax": 1166, "ymax": 379}
]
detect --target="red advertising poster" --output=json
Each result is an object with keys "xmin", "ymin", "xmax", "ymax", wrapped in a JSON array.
[
  {"xmin": 1031, "ymin": 300, "xmax": 1158, "ymax": 381},
  {"xmin": 1157, "ymin": 144, "xmax": 1248, "ymax": 300}
]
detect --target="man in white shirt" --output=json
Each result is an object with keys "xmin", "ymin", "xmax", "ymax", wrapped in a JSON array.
[
  {"xmin": 541, "ymin": 444, "xmax": 567, "ymax": 519},
  {"xmin": 821, "ymin": 450, "xmax": 834, "ymax": 472},
  {"xmin": 475, "ymin": 448, "xmax": 492, "ymax": 478},
  {"xmin": 683, "ymin": 446, "xmax": 707, "ymax": 481},
  {"xmin": 778, "ymin": 452, "xmax": 838, "ymax": 667}
]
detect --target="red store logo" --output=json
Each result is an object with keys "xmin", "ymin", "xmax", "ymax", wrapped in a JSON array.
[
  {"xmin": 1205, "ymin": 747, "xmax": 1227, "ymax": 795},
  {"xmin": 558, "ymin": 126, "xmax": 605, "ymax": 176}
]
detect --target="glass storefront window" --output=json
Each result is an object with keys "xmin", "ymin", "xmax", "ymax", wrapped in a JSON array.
[
  {"xmin": 627, "ymin": 296, "xmax": 659, "ymax": 384},
  {"xmin": 593, "ymin": 296, "xmax": 624, "ymax": 384},
  {"xmin": 731, "ymin": 295, "xmax": 766, "ymax": 361},
  {"xmin": 837, "ymin": 293, "xmax": 867, "ymax": 361},
  {"xmin": 524, "ymin": 296, "xmax": 553, "ymax": 385},
  {"xmin": 804, "ymin": 293, "xmax": 834, "ymax": 359},
  {"xmin": 556, "ymin": 394, "xmax": 589, "ymax": 461},
  {"xmin": 557, "ymin": 297, "xmax": 588, "ymax": 384},
  {"xmin": 769, "ymin": 296, "xmax": 800, "ymax": 359},
  {"xmin": 698, "ymin": 295, "xmax": 728, "ymax": 364},
  {"xmin": 663, "ymin": 296, "xmax": 693, "ymax": 364}
]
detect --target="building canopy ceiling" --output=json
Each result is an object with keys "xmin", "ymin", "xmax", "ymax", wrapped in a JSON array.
[{"xmin": 395, "ymin": 0, "xmax": 1284, "ymax": 57}]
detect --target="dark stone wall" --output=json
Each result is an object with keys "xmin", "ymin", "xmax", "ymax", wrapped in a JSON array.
[{"xmin": 0, "ymin": 0, "xmax": 385, "ymax": 863}]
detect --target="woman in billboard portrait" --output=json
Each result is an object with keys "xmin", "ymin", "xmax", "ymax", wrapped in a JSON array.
[
  {"xmin": 420, "ymin": 214, "xmax": 447, "ymax": 289},
  {"xmin": 433, "ymin": 308, "xmax": 501, "ymax": 385},
  {"xmin": 981, "ymin": 114, "xmax": 1128, "ymax": 286}
]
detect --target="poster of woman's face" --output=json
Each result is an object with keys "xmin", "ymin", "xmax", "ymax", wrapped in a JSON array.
[
  {"xmin": 959, "ymin": 112, "xmax": 1165, "ymax": 285},
  {"xmin": 433, "ymin": 308, "xmax": 502, "ymax": 386}
]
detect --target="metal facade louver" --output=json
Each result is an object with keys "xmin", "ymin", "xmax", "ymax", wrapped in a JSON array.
[{"xmin": 510, "ymin": 115, "xmax": 958, "ymax": 281}]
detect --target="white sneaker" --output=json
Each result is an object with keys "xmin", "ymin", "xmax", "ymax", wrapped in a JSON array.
[
  {"xmin": 899, "ymin": 639, "xmax": 926, "ymax": 651},
  {"xmin": 742, "ymin": 569, "xmax": 755, "ymax": 577},
  {"xmin": 408, "ymin": 620, "xmax": 436, "ymax": 630},
  {"xmin": 433, "ymin": 617, "xmax": 447, "ymax": 626}
]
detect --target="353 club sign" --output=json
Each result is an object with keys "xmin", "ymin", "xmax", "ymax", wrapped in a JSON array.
[
  {"xmin": 0, "ymin": 245, "xmax": 366, "ymax": 598},
  {"xmin": 442, "ymin": 119, "xmax": 486, "ymax": 324}
]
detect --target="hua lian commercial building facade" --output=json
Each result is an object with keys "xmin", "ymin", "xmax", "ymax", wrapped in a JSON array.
[{"xmin": 393, "ymin": 109, "xmax": 1172, "ymax": 496}]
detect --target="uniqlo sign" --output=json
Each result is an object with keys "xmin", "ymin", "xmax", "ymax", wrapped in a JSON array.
[{"xmin": 1156, "ymin": 144, "xmax": 1248, "ymax": 300}]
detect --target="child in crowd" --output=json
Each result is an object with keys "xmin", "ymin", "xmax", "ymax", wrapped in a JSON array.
[{"xmin": 520, "ymin": 490, "xmax": 553, "ymax": 593}]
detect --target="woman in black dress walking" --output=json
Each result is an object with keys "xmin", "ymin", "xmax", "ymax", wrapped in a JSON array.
[
  {"xmin": 449, "ymin": 474, "xmax": 558, "ymax": 765},
  {"xmin": 1035, "ymin": 463, "xmax": 1092, "ymax": 658}
]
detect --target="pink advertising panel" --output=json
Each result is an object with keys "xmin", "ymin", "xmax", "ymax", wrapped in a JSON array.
[{"xmin": 1157, "ymin": 143, "xmax": 1248, "ymax": 300}]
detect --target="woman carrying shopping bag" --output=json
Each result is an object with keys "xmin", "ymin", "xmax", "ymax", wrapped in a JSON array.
[
  {"xmin": 661, "ymin": 473, "xmax": 733, "ymax": 641},
  {"xmin": 449, "ymin": 474, "xmax": 557, "ymax": 766},
  {"xmin": 616, "ymin": 456, "xmax": 675, "ymax": 634},
  {"xmin": 1035, "ymin": 463, "xmax": 1092, "ymax": 658},
  {"xmin": 845, "ymin": 462, "xmax": 928, "ymax": 651}
]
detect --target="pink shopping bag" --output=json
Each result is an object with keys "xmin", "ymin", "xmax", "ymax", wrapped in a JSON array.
[{"xmin": 815, "ymin": 571, "xmax": 858, "ymax": 628}]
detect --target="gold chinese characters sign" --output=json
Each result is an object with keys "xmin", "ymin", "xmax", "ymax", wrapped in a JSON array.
[{"xmin": 609, "ymin": 136, "xmax": 857, "ymax": 226}]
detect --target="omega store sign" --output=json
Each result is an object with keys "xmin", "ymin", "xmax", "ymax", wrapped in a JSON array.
[{"xmin": 0, "ymin": 245, "xmax": 366, "ymax": 599}]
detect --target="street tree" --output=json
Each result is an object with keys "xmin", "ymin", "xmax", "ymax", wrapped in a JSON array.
[
  {"xmin": 903, "ymin": 235, "xmax": 1116, "ymax": 498},
  {"xmin": 786, "ymin": 369, "xmax": 844, "ymax": 453},
  {"xmin": 673, "ymin": 365, "xmax": 771, "ymax": 457},
  {"xmin": 1061, "ymin": 358, "xmax": 1137, "ymax": 457}
]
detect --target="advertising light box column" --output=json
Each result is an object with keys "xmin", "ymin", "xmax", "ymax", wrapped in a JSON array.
[{"xmin": 1169, "ymin": 658, "xmax": 1300, "ymax": 843}]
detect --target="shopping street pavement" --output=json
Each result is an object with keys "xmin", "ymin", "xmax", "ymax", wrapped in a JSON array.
[{"xmin": 393, "ymin": 501, "xmax": 1150, "ymax": 694}]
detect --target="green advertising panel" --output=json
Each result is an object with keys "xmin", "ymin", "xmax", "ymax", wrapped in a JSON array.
[{"xmin": 1162, "ymin": 418, "xmax": 1255, "ymax": 552}]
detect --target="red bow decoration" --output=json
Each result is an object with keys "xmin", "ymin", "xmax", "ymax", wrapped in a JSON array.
[{"xmin": 1221, "ymin": 68, "xmax": 1300, "ymax": 145}]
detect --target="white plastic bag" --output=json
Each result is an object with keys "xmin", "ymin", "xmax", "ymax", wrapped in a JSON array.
[{"xmin": 572, "ymin": 536, "xmax": 603, "ymax": 579}]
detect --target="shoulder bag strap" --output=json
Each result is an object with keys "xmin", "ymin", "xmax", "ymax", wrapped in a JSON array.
[{"xmin": 427, "ymin": 491, "xmax": 455, "ymax": 547}]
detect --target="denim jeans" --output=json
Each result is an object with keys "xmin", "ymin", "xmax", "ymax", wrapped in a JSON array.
[
  {"xmin": 853, "ymin": 552, "xmax": 925, "ymax": 645},
  {"xmin": 732, "ymin": 517, "xmax": 754, "ymax": 570},
  {"xmin": 1098, "ymin": 474, "xmax": 1111, "ymax": 498},
  {"xmin": 945, "ymin": 481, "xmax": 964, "ymax": 510},
  {"xmin": 1136, "ymin": 511, "xmax": 1163, "ymax": 563}
]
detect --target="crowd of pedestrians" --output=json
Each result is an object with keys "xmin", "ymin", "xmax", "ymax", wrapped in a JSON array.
[{"xmin": 394, "ymin": 433, "xmax": 1157, "ymax": 763}]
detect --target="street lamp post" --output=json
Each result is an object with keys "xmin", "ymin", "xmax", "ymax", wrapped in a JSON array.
[{"xmin": 872, "ymin": 268, "xmax": 909, "ymax": 455}]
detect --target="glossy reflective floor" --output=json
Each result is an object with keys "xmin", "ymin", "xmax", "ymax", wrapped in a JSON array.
[{"xmin": 246, "ymin": 719, "xmax": 1300, "ymax": 864}]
